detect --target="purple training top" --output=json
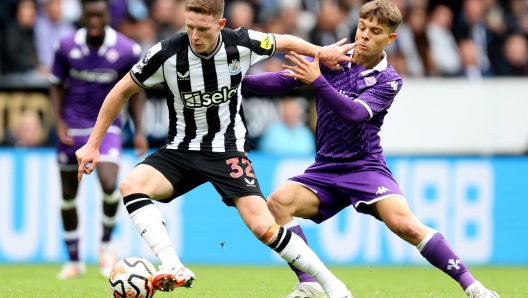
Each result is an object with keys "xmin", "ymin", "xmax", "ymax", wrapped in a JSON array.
[
  {"xmin": 49, "ymin": 26, "xmax": 141, "ymax": 129},
  {"xmin": 306, "ymin": 50, "xmax": 402, "ymax": 161}
]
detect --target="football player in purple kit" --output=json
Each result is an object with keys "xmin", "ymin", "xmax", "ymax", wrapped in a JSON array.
[
  {"xmin": 49, "ymin": 0, "xmax": 148, "ymax": 279},
  {"xmin": 242, "ymin": 1, "xmax": 500, "ymax": 298}
]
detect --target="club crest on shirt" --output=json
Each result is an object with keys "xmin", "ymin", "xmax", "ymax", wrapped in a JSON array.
[
  {"xmin": 69, "ymin": 48, "xmax": 82, "ymax": 59},
  {"xmin": 106, "ymin": 49, "xmax": 120, "ymax": 63},
  {"xmin": 228, "ymin": 59, "xmax": 241, "ymax": 75},
  {"xmin": 364, "ymin": 76, "xmax": 377, "ymax": 86}
]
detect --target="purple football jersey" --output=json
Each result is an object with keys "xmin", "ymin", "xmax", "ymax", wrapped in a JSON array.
[
  {"xmin": 50, "ymin": 27, "xmax": 141, "ymax": 129},
  {"xmin": 307, "ymin": 50, "xmax": 402, "ymax": 160}
]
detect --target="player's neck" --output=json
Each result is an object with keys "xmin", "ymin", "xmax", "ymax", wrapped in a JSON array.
[
  {"xmin": 353, "ymin": 51, "xmax": 383, "ymax": 70},
  {"xmin": 86, "ymin": 32, "xmax": 106, "ymax": 48}
]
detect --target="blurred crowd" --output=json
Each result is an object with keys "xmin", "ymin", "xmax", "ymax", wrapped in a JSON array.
[{"xmin": 0, "ymin": 0, "xmax": 527, "ymax": 151}]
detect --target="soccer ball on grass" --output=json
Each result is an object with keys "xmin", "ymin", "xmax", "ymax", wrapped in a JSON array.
[{"xmin": 108, "ymin": 256, "xmax": 157, "ymax": 298}]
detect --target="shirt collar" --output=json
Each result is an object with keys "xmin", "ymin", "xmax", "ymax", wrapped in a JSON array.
[
  {"xmin": 347, "ymin": 48, "xmax": 388, "ymax": 77},
  {"xmin": 74, "ymin": 26, "xmax": 117, "ymax": 56}
]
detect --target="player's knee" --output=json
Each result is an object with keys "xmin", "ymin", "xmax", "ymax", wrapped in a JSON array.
[
  {"xmin": 387, "ymin": 216, "xmax": 421, "ymax": 239},
  {"xmin": 118, "ymin": 177, "xmax": 137, "ymax": 197},
  {"xmin": 267, "ymin": 189, "xmax": 294, "ymax": 217}
]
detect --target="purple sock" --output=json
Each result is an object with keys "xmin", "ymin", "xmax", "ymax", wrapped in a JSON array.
[
  {"xmin": 65, "ymin": 238, "xmax": 79, "ymax": 262},
  {"xmin": 287, "ymin": 225, "xmax": 317, "ymax": 283},
  {"xmin": 420, "ymin": 232, "xmax": 476, "ymax": 290},
  {"xmin": 101, "ymin": 224, "xmax": 115, "ymax": 243}
]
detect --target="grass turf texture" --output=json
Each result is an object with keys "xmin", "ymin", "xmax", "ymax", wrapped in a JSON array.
[{"xmin": 0, "ymin": 265, "xmax": 526, "ymax": 297}]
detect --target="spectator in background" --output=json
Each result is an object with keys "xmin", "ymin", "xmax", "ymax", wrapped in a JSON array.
[
  {"xmin": 407, "ymin": 8, "xmax": 438, "ymax": 76},
  {"xmin": 309, "ymin": 1, "xmax": 349, "ymax": 46},
  {"xmin": 35, "ymin": 0, "xmax": 75, "ymax": 74},
  {"xmin": 151, "ymin": 0, "xmax": 178, "ymax": 40},
  {"xmin": 427, "ymin": 4, "xmax": 462, "ymax": 76},
  {"xmin": 5, "ymin": 110, "xmax": 44, "ymax": 148},
  {"xmin": 496, "ymin": 34, "xmax": 528, "ymax": 76},
  {"xmin": 384, "ymin": 0, "xmax": 425, "ymax": 76},
  {"xmin": 0, "ymin": 0, "xmax": 48, "ymax": 87},
  {"xmin": 226, "ymin": 0, "xmax": 256, "ymax": 30},
  {"xmin": 504, "ymin": 0, "xmax": 528, "ymax": 37},
  {"xmin": 459, "ymin": 38, "xmax": 483, "ymax": 80},
  {"xmin": 259, "ymin": 97, "xmax": 315, "ymax": 155}
]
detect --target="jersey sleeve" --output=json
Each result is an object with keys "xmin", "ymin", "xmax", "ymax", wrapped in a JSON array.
[
  {"xmin": 130, "ymin": 42, "xmax": 165, "ymax": 89},
  {"xmin": 244, "ymin": 28, "xmax": 276, "ymax": 65},
  {"xmin": 49, "ymin": 41, "xmax": 68, "ymax": 84},
  {"xmin": 356, "ymin": 78, "xmax": 402, "ymax": 119}
]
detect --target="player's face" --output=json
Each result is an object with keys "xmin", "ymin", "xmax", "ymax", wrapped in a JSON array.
[
  {"xmin": 186, "ymin": 11, "xmax": 226, "ymax": 54},
  {"xmin": 354, "ymin": 17, "xmax": 397, "ymax": 57},
  {"xmin": 82, "ymin": 1, "xmax": 110, "ymax": 38}
]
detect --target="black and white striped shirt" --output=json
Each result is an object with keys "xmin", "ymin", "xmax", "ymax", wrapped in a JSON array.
[{"xmin": 130, "ymin": 27, "xmax": 276, "ymax": 152}]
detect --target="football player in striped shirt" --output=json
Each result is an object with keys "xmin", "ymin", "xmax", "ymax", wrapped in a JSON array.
[
  {"xmin": 75, "ymin": 0, "xmax": 356, "ymax": 297},
  {"xmin": 242, "ymin": 1, "xmax": 499, "ymax": 297}
]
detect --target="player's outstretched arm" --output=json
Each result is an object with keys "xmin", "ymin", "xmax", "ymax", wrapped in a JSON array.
[
  {"xmin": 241, "ymin": 72, "xmax": 302, "ymax": 94},
  {"xmin": 273, "ymin": 34, "xmax": 356, "ymax": 70},
  {"xmin": 283, "ymin": 51, "xmax": 370, "ymax": 126},
  {"xmin": 76, "ymin": 73, "xmax": 143, "ymax": 181}
]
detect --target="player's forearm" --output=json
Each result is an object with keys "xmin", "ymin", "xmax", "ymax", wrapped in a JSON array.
[
  {"xmin": 242, "ymin": 72, "xmax": 302, "ymax": 94},
  {"xmin": 129, "ymin": 91, "xmax": 146, "ymax": 135},
  {"xmin": 49, "ymin": 84, "xmax": 65, "ymax": 123},
  {"xmin": 87, "ymin": 90, "xmax": 128, "ymax": 148},
  {"xmin": 311, "ymin": 75, "xmax": 370, "ymax": 125},
  {"xmin": 273, "ymin": 34, "xmax": 320, "ymax": 57}
]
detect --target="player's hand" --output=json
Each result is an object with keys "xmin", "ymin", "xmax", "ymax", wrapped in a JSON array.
[
  {"xmin": 282, "ymin": 51, "xmax": 322, "ymax": 85},
  {"xmin": 133, "ymin": 132, "xmax": 148, "ymax": 157},
  {"xmin": 320, "ymin": 38, "xmax": 357, "ymax": 71},
  {"xmin": 57, "ymin": 120, "xmax": 74, "ymax": 146},
  {"xmin": 75, "ymin": 144, "xmax": 100, "ymax": 181}
]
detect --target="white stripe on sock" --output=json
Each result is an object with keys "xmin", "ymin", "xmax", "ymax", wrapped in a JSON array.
[
  {"xmin": 416, "ymin": 229, "xmax": 438, "ymax": 252},
  {"xmin": 64, "ymin": 230, "xmax": 79, "ymax": 240},
  {"xmin": 103, "ymin": 190, "xmax": 120, "ymax": 204}
]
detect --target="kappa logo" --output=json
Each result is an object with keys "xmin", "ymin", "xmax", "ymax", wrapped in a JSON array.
[
  {"xmin": 387, "ymin": 81, "xmax": 398, "ymax": 91},
  {"xmin": 177, "ymin": 71, "xmax": 190, "ymax": 80},
  {"xmin": 364, "ymin": 76, "xmax": 377, "ymax": 86},
  {"xmin": 244, "ymin": 178, "xmax": 255, "ymax": 185},
  {"xmin": 447, "ymin": 259, "xmax": 461, "ymax": 270},
  {"xmin": 376, "ymin": 186, "xmax": 390, "ymax": 195},
  {"xmin": 228, "ymin": 59, "xmax": 241, "ymax": 75},
  {"xmin": 69, "ymin": 48, "xmax": 82, "ymax": 59}
]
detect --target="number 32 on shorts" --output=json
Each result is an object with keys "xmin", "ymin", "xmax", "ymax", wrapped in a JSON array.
[{"xmin": 226, "ymin": 157, "xmax": 256, "ymax": 179}]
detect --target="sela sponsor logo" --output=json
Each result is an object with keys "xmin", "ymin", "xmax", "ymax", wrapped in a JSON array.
[
  {"xmin": 69, "ymin": 48, "xmax": 83, "ymax": 59},
  {"xmin": 181, "ymin": 85, "xmax": 239, "ymax": 108},
  {"xmin": 260, "ymin": 33, "xmax": 273, "ymax": 50},
  {"xmin": 364, "ymin": 76, "xmax": 377, "ymax": 86},
  {"xmin": 376, "ymin": 186, "xmax": 390, "ymax": 195},
  {"xmin": 69, "ymin": 68, "xmax": 118, "ymax": 83},
  {"xmin": 228, "ymin": 59, "xmax": 241, "ymax": 75},
  {"xmin": 177, "ymin": 71, "xmax": 190, "ymax": 80},
  {"xmin": 387, "ymin": 81, "xmax": 398, "ymax": 91},
  {"xmin": 447, "ymin": 259, "xmax": 461, "ymax": 270}
]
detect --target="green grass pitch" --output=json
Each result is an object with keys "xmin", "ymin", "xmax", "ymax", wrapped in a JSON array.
[{"xmin": 0, "ymin": 265, "xmax": 526, "ymax": 297}]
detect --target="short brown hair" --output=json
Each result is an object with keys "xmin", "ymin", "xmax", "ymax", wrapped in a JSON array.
[
  {"xmin": 359, "ymin": 0, "xmax": 402, "ymax": 32},
  {"xmin": 185, "ymin": 0, "xmax": 224, "ymax": 20}
]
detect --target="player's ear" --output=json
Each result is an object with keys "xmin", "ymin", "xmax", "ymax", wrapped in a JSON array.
[
  {"xmin": 218, "ymin": 18, "xmax": 226, "ymax": 30},
  {"xmin": 386, "ymin": 32, "xmax": 397, "ymax": 46}
]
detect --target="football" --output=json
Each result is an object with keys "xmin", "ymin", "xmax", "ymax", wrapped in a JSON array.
[{"xmin": 108, "ymin": 257, "xmax": 157, "ymax": 298}]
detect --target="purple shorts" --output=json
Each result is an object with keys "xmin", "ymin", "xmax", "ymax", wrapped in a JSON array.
[
  {"xmin": 56, "ymin": 126, "xmax": 122, "ymax": 171},
  {"xmin": 288, "ymin": 155, "xmax": 404, "ymax": 223}
]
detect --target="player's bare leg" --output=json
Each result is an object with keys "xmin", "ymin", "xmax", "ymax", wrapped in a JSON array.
[
  {"xmin": 267, "ymin": 182, "xmax": 328, "ymax": 298},
  {"xmin": 235, "ymin": 194, "xmax": 351, "ymax": 298},
  {"xmin": 118, "ymin": 164, "xmax": 195, "ymax": 292},
  {"xmin": 96, "ymin": 162, "xmax": 120, "ymax": 277},
  {"xmin": 57, "ymin": 169, "xmax": 86, "ymax": 279},
  {"xmin": 371, "ymin": 196, "xmax": 499, "ymax": 298}
]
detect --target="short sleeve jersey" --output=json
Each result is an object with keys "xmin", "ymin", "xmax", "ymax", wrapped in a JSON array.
[
  {"xmin": 129, "ymin": 27, "xmax": 276, "ymax": 152},
  {"xmin": 50, "ymin": 27, "xmax": 141, "ymax": 129},
  {"xmin": 306, "ymin": 49, "xmax": 402, "ymax": 160}
]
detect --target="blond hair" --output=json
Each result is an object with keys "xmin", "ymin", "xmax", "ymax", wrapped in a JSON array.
[
  {"xmin": 185, "ymin": 0, "xmax": 224, "ymax": 20},
  {"xmin": 359, "ymin": 0, "xmax": 402, "ymax": 32}
]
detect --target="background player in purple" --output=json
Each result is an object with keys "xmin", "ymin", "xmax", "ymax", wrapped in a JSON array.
[
  {"xmin": 242, "ymin": 1, "xmax": 500, "ymax": 297},
  {"xmin": 49, "ymin": 0, "xmax": 148, "ymax": 279}
]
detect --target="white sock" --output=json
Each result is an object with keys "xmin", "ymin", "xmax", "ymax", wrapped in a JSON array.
[
  {"xmin": 130, "ymin": 204, "xmax": 183, "ymax": 269},
  {"xmin": 273, "ymin": 228, "xmax": 345, "ymax": 294}
]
